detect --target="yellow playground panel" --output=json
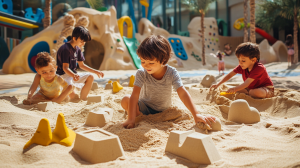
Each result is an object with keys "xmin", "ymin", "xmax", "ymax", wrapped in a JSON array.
[{"xmin": 118, "ymin": 16, "xmax": 133, "ymax": 38}]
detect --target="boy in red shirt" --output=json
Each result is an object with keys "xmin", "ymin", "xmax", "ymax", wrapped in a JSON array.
[{"xmin": 210, "ymin": 42, "xmax": 274, "ymax": 98}]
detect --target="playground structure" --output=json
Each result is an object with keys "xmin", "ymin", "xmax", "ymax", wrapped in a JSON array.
[{"xmin": 2, "ymin": 4, "xmax": 290, "ymax": 74}]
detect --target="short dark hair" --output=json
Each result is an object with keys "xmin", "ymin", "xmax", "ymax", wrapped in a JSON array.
[
  {"xmin": 72, "ymin": 26, "xmax": 91, "ymax": 42},
  {"xmin": 35, "ymin": 52, "xmax": 56, "ymax": 69},
  {"xmin": 235, "ymin": 42, "xmax": 260, "ymax": 61},
  {"xmin": 137, "ymin": 35, "xmax": 172, "ymax": 65},
  {"xmin": 285, "ymin": 34, "xmax": 293, "ymax": 46}
]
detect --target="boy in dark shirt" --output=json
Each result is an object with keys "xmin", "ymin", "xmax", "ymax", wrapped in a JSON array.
[
  {"xmin": 210, "ymin": 42, "xmax": 274, "ymax": 98},
  {"xmin": 56, "ymin": 26, "xmax": 104, "ymax": 100}
]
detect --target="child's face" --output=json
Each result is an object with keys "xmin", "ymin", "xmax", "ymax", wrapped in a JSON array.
[
  {"xmin": 73, "ymin": 37, "xmax": 86, "ymax": 48},
  {"xmin": 238, "ymin": 55, "xmax": 257, "ymax": 69},
  {"xmin": 140, "ymin": 57, "xmax": 164, "ymax": 75},
  {"xmin": 36, "ymin": 63, "xmax": 57, "ymax": 82},
  {"xmin": 225, "ymin": 44, "xmax": 230, "ymax": 49}
]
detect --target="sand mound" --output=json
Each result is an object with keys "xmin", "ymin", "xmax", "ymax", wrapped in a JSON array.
[{"xmin": 1, "ymin": 69, "xmax": 300, "ymax": 167}]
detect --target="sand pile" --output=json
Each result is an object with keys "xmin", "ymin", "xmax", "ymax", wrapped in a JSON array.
[{"xmin": 1, "ymin": 65, "xmax": 300, "ymax": 167}]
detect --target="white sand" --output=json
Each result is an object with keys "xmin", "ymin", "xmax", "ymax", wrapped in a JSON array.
[{"xmin": 1, "ymin": 62, "xmax": 300, "ymax": 167}]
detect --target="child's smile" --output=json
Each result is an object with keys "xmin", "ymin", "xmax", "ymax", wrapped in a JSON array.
[
  {"xmin": 140, "ymin": 58, "xmax": 166, "ymax": 79},
  {"xmin": 36, "ymin": 64, "xmax": 57, "ymax": 82},
  {"xmin": 238, "ymin": 55, "xmax": 256, "ymax": 71}
]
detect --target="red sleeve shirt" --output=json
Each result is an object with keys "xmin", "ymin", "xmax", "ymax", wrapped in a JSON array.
[{"xmin": 233, "ymin": 62, "xmax": 273, "ymax": 89}]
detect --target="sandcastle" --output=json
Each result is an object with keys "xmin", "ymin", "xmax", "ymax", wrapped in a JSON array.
[
  {"xmin": 201, "ymin": 74, "xmax": 216, "ymax": 88},
  {"xmin": 87, "ymin": 95, "xmax": 104, "ymax": 104},
  {"xmin": 85, "ymin": 108, "xmax": 114, "ymax": 127},
  {"xmin": 37, "ymin": 102, "xmax": 54, "ymax": 112},
  {"xmin": 72, "ymin": 129, "xmax": 125, "ymax": 163},
  {"xmin": 165, "ymin": 130, "xmax": 221, "ymax": 164},
  {"xmin": 228, "ymin": 99, "xmax": 260, "ymax": 124},
  {"xmin": 91, "ymin": 82, "xmax": 99, "ymax": 91}
]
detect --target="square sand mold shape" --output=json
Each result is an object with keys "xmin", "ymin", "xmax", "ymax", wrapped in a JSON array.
[
  {"xmin": 85, "ymin": 108, "xmax": 114, "ymax": 127},
  {"xmin": 165, "ymin": 130, "xmax": 221, "ymax": 165},
  {"xmin": 72, "ymin": 129, "xmax": 125, "ymax": 164}
]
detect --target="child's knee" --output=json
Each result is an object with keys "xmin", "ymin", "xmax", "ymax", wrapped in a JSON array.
[
  {"xmin": 121, "ymin": 95, "xmax": 130, "ymax": 109},
  {"xmin": 87, "ymin": 75, "xmax": 94, "ymax": 81},
  {"xmin": 249, "ymin": 89, "xmax": 265, "ymax": 98},
  {"xmin": 67, "ymin": 85, "xmax": 75, "ymax": 92}
]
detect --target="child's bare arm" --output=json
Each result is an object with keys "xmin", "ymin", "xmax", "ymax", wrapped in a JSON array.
[
  {"xmin": 210, "ymin": 70, "xmax": 237, "ymax": 90},
  {"xmin": 62, "ymin": 63, "xmax": 79, "ymax": 81},
  {"xmin": 227, "ymin": 78, "xmax": 254, "ymax": 93},
  {"xmin": 127, "ymin": 86, "xmax": 141, "ymax": 120},
  {"xmin": 51, "ymin": 77, "xmax": 73, "ymax": 103},
  {"xmin": 78, "ymin": 61, "xmax": 104, "ymax": 78},
  {"xmin": 27, "ymin": 74, "xmax": 41, "ymax": 99},
  {"xmin": 177, "ymin": 87, "xmax": 216, "ymax": 126}
]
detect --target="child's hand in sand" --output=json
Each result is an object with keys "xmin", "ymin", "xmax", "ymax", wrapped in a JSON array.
[
  {"xmin": 23, "ymin": 99, "xmax": 32, "ymax": 105},
  {"xmin": 195, "ymin": 114, "xmax": 216, "ymax": 127},
  {"xmin": 210, "ymin": 84, "xmax": 219, "ymax": 91},
  {"xmin": 122, "ymin": 119, "xmax": 135, "ymax": 129},
  {"xmin": 227, "ymin": 88, "xmax": 236, "ymax": 94}
]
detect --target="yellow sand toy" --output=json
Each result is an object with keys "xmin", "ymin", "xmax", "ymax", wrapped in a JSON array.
[
  {"xmin": 129, "ymin": 75, "xmax": 135, "ymax": 87},
  {"xmin": 52, "ymin": 113, "xmax": 76, "ymax": 146},
  {"xmin": 233, "ymin": 18, "xmax": 250, "ymax": 30},
  {"xmin": 23, "ymin": 118, "xmax": 52, "ymax": 149},
  {"xmin": 220, "ymin": 92, "xmax": 235, "ymax": 96},
  {"xmin": 24, "ymin": 113, "xmax": 76, "ymax": 149},
  {"xmin": 113, "ymin": 81, "xmax": 123, "ymax": 93}
]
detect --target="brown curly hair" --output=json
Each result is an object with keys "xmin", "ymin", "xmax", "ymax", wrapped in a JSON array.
[
  {"xmin": 35, "ymin": 52, "xmax": 56, "ymax": 69},
  {"xmin": 137, "ymin": 35, "xmax": 172, "ymax": 65},
  {"xmin": 235, "ymin": 42, "xmax": 260, "ymax": 62}
]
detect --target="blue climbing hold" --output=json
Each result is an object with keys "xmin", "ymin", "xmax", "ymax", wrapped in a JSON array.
[
  {"xmin": 0, "ymin": 0, "xmax": 13, "ymax": 14},
  {"xmin": 168, "ymin": 38, "xmax": 188, "ymax": 60},
  {"xmin": 25, "ymin": 7, "xmax": 45, "ymax": 23},
  {"xmin": 53, "ymin": 40, "xmax": 57, "ymax": 44},
  {"xmin": 63, "ymin": 39, "xmax": 68, "ymax": 43}
]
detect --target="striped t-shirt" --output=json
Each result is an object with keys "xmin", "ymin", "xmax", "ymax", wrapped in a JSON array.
[{"xmin": 134, "ymin": 65, "xmax": 183, "ymax": 112}]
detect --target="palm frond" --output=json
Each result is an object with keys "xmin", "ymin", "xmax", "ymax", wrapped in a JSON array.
[{"xmin": 86, "ymin": 0, "xmax": 103, "ymax": 10}]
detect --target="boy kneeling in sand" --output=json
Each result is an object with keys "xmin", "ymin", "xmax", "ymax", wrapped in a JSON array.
[
  {"xmin": 56, "ymin": 26, "xmax": 104, "ymax": 100},
  {"xmin": 210, "ymin": 42, "xmax": 274, "ymax": 98},
  {"xmin": 121, "ymin": 35, "xmax": 216, "ymax": 129},
  {"xmin": 23, "ymin": 52, "xmax": 73, "ymax": 105}
]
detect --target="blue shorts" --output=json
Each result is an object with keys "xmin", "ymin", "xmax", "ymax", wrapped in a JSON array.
[{"xmin": 138, "ymin": 100, "xmax": 161, "ymax": 115}]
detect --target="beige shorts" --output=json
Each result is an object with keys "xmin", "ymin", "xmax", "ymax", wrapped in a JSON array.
[
  {"xmin": 246, "ymin": 86, "xmax": 274, "ymax": 98},
  {"xmin": 60, "ymin": 72, "xmax": 91, "ymax": 89},
  {"xmin": 261, "ymin": 86, "xmax": 274, "ymax": 98}
]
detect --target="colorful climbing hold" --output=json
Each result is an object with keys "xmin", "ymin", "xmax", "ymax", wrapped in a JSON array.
[
  {"xmin": 168, "ymin": 38, "xmax": 188, "ymax": 60},
  {"xmin": 63, "ymin": 39, "xmax": 68, "ymax": 43},
  {"xmin": 212, "ymin": 38, "xmax": 214, "ymax": 41},
  {"xmin": 213, "ymin": 33, "xmax": 216, "ymax": 36},
  {"xmin": 212, "ymin": 48, "xmax": 214, "ymax": 51},
  {"xmin": 53, "ymin": 40, "xmax": 57, "ymax": 44},
  {"xmin": 209, "ymin": 32, "xmax": 211, "ymax": 36},
  {"xmin": 117, "ymin": 39, "xmax": 121, "ymax": 42},
  {"xmin": 207, "ymin": 45, "xmax": 210, "ymax": 48},
  {"xmin": 210, "ymin": 25, "xmax": 212, "ymax": 28},
  {"xmin": 111, "ymin": 46, "xmax": 113, "ymax": 49},
  {"xmin": 171, "ymin": 39, "xmax": 174, "ymax": 43},
  {"xmin": 216, "ymin": 39, "xmax": 219, "ymax": 42}
]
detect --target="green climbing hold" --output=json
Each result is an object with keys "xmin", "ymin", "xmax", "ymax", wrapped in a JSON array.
[
  {"xmin": 117, "ymin": 39, "xmax": 121, "ymax": 42},
  {"xmin": 111, "ymin": 46, "xmax": 113, "ymax": 49}
]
